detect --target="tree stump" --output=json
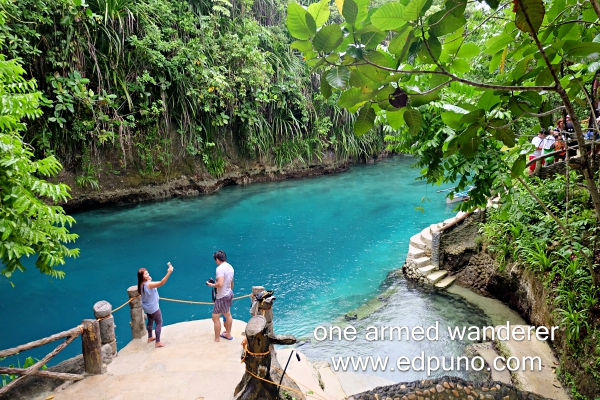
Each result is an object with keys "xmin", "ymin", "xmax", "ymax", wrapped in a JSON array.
[{"xmin": 235, "ymin": 290, "xmax": 302, "ymax": 400}]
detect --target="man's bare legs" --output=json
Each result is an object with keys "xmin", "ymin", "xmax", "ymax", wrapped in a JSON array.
[
  {"xmin": 212, "ymin": 313, "xmax": 222, "ymax": 342},
  {"xmin": 222, "ymin": 312, "xmax": 233, "ymax": 339}
]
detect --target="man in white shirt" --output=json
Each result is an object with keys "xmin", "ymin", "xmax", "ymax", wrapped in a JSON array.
[
  {"xmin": 529, "ymin": 129, "xmax": 546, "ymax": 173},
  {"xmin": 207, "ymin": 250, "xmax": 235, "ymax": 342},
  {"xmin": 542, "ymin": 129, "xmax": 555, "ymax": 164}
]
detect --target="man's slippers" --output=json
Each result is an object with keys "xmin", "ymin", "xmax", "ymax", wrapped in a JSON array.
[{"xmin": 220, "ymin": 333, "xmax": 234, "ymax": 340}]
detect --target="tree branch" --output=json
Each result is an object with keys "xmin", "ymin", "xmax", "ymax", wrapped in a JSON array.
[
  {"xmin": 360, "ymin": 58, "xmax": 557, "ymax": 92},
  {"xmin": 489, "ymin": 106, "xmax": 566, "ymax": 130},
  {"xmin": 591, "ymin": 0, "xmax": 600, "ymax": 19}
]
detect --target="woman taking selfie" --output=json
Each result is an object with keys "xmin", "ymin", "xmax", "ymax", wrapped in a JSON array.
[{"xmin": 137, "ymin": 262, "xmax": 174, "ymax": 348}]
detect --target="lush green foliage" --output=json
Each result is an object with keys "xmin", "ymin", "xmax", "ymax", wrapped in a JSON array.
[
  {"xmin": 481, "ymin": 173, "xmax": 600, "ymax": 395},
  {"xmin": 0, "ymin": 49, "xmax": 79, "ymax": 280},
  {"xmin": 287, "ymin": 0, "xmax": 600, "ymax": 214},
  {"xmin": 0, "ymin": 0, "xmax": 386, "ymax": 184},
  {"xmin": 0, "ymin": 1, "xmax": 79, "ymax": 281}
]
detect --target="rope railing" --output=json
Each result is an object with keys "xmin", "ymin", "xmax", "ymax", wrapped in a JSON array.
[{"xmin": 0, "ymin": 291, "xmax": 254, "ymax": 395}]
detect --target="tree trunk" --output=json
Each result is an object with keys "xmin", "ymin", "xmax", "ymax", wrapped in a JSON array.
[
  {"xmin": 234, "ymin": 315, "xmax": 282, "ymax": 400},
  {"xmin": 235, "ymin": 289, "xmax": 302, "ymax": 400}
]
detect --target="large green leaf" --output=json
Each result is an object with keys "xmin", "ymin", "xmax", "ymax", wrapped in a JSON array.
[
  {"xmin": 321, "ymin": 78, "xmax": 332, "ymax": 99},
  {"xmin": 326, "ymin": 66, "xmax": 351, "ymax": 88},
  {"xmin": 477, "ymin": 90, "xmax": 500, "ymax": 111},
  {"xmin": 446, "ymin": 0, "xmax": 467, "ymax": 17},
  {"xmin": 563, "ymin": 41, "xmax": 600, "ymax": 59},
  {"xmin": 362, "ymin": 30, "xmax": 387, "ymax": 50},
  {"xmin": 441, "ymin": 111, "xmax": 463, "ymax": 130},
  {"xmin": 371, "ymin": 3, "xmax": 408, "ymax": 30},
  {"xmin": 338, "ymin": 87, "xmax": 364, "ymax": 108},
  {"xmin": 386, "ymin": 109, "xmax": 406, "ymax": 130},
  {"xmin": 535, "ymin": 68, "xmax": 554, "ymax": 86},
  {"xmin": 456, "ymin": 43, "xmax": 480, "ymax": 59},
  {"xmin": 403, "ymin": 0, "xmax": 428, "ymax": 21},
  {"xmin": 459, "ymin": 109, "xmax": 485, "ymax": 124},
  {"xmin": 514, "ymin": 0, "xmax": 545, "ymax": 36},
  {"xmin": 484, "ymin": 33, "xmax": 513, "ymax": 56},
  {"xmin": 395, "ymin": 31, "xmax": 415, "ymax": 66},
  {"xmin": 364, "ymin": 51, "xmax": 391, "ymax": 68},
  {"xmin": 450, "ymin": 58, "xmax": 470, "ymax": 74},
  {"xmin": 354, "ymin": 105, "xmax": 376, "ymax": 135},
  {"xmin": 388, "ymin": 25, "xmax": 412, "ymax": 55},
  {"xmin": 290, "ymin": 40, "xmax": 314, "ymax": 52},
  {"xmin": 457, "ymin": 124, "xmax": 480, "ymax": 158},
  {"xmin": 313, "ymin": 24, "xmax": 344, "ymax": 52},
  {"xmin": 459, "ymin": 136, "xmax": 480, "ymax": 159},
  {"xmin": 545, "ymin": 0, "xmax": 564, "ymax": 22},
  {"xmin": 355, "ymin": 64, "xmax": 387, "ymax": 85},
  {"xmin": 308, "ymin": 0, "xmax": 330, "ymax": 28},
  {"xmin": 582, "ymin": 8, "xmax": 597, "ymax": 23},
  {"xmin": 343, "ymin": 0, "xmax": 359, "ymax": 25},
  {"xmin": 410, "ymin": 91, "xmax": 440, "ymax": 107},
  {"xmin": 429, "ymin": 11, "xmax": 466, "ymax": 37},
  {"xmin": 287, "ymin": 3, "xmax": 315, "ymax": 39},
  {"xmin": 511, "ymin": 155, "xmax": 526, "ymax": 177},
  {"xmin": 354, "ymin": 0, "xmax": 370, "ymax": 25},
  {"xmin": 418, "ymin": 36, "xmax": 442, "ymax": 64},
  {"xmin": 404, "ymin": 109, "xmax": 422, "ymax": 135},
  {"xmin": 489, "ymin": 121, "xmax": 514, "ymax": 147}
]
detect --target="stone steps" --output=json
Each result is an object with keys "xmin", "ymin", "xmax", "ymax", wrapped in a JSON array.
[
  {"xmin": 412, "ymin": 256, "xmax": 431, "ymax": 268},
  {"xmin": 406, "ymin": 244, "xmax": 426, "ymax": 260},
  {"xmin": 420, "ymin": 227, "xmax": 433, "ymax": 247},
  {"xmin": 429, "ymin": 223, "xmax": 440, "ymax": 234},
  {"xmin": 409, "ymin": 233, "xmax": 427, "ymax": 251},
  {"xmin": 426, "ymin": 270, "xmax": 447, "ymax": 284},
  {"xmin": 435, "ymin": 276, "xmax": 455, "ymax": 289},
  {"xmin": 418, "ymin": 264, "xmax": 437, "ymax": 275}
]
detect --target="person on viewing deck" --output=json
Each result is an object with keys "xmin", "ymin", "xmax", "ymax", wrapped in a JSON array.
[
  {"xmin": 529, "ymin": 129, "xmax": 546, "ymax": 173},
  {"xmin": 543, "ymin": 128, "xmax": 555, "ymax": 164},
  {"xmin": 207, "ymin": 250, "xmax": 235, "ymax": 342},
  {"xmin": 553, "ymin": 118, "xmax": 564, "ymax": 133},
  {"xmin": 137, "ymin": 263, "xmax": 174, "ymax": 348},
  {"xmin": 553, "ymin": 131, "xmax": 567, "ymax": 163}
]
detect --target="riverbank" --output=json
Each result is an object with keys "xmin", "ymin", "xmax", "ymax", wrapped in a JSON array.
[{"xmin": 58, "ymin": 152, "xmax": 397, "ymax": 212}]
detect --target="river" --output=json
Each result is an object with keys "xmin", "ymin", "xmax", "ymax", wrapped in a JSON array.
[{"xmin": 1, "ymin": 155, "xmax": 499, "ymax": 382}]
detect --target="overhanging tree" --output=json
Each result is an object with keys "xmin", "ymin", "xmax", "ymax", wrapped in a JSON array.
[
  {"xmin": 287, "ymin": 0, "xmax": 600, "ymax": 282},
  {"xmin": 0, "ymin": 6, "xmax": 79, "ymax": 281}
]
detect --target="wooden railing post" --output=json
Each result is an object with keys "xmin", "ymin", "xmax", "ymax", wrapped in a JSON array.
[
  {"xmin": 127, "ymin": 285, "xmax": 145, "ymax": 339},
  {"xmin": 81, "ymin": 319, "xmax": 102, "ymax": 375},
  {"xmin": 93, "ymin": 300, "xmax": 117, "ymax": 355}
]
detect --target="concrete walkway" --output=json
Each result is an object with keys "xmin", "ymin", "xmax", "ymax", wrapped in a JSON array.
[
  {"xmin": 43, "ymin": 319, "xmax": 248, "ymax": 400},
  {"xmin": 40, "ymin": 319, "xmax": 388, "ymax": 400}
]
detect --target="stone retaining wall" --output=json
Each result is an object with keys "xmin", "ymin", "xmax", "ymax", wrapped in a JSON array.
[
  {"xmin": 439, "ymin": 213, "xmax": 485, "ymax": 274},
  {"xmin": 538, "ymin": 154, "xmax": 600, "ymax": 179},
  {"xmin": 348, "ymin": 376, "xmax": 549, "ymax": 400}
]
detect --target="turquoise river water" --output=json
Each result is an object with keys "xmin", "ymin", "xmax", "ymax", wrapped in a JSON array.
[{"xmin": 0, "ymin": 156, "xmax": 492, "ymax": 382}]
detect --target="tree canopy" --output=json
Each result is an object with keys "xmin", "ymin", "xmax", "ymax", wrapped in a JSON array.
[{"xmin": 286, "ymin": 0, "xmax": 600, "ymax": 216}]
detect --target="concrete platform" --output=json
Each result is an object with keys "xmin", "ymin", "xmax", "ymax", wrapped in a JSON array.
[
  {"xmin": 38, "ymin": 320, "xmax": 389, "ymax": 400},
  {"xmin": 42, "ymin": 319, "xmax": 248, "ymax": 400}
]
